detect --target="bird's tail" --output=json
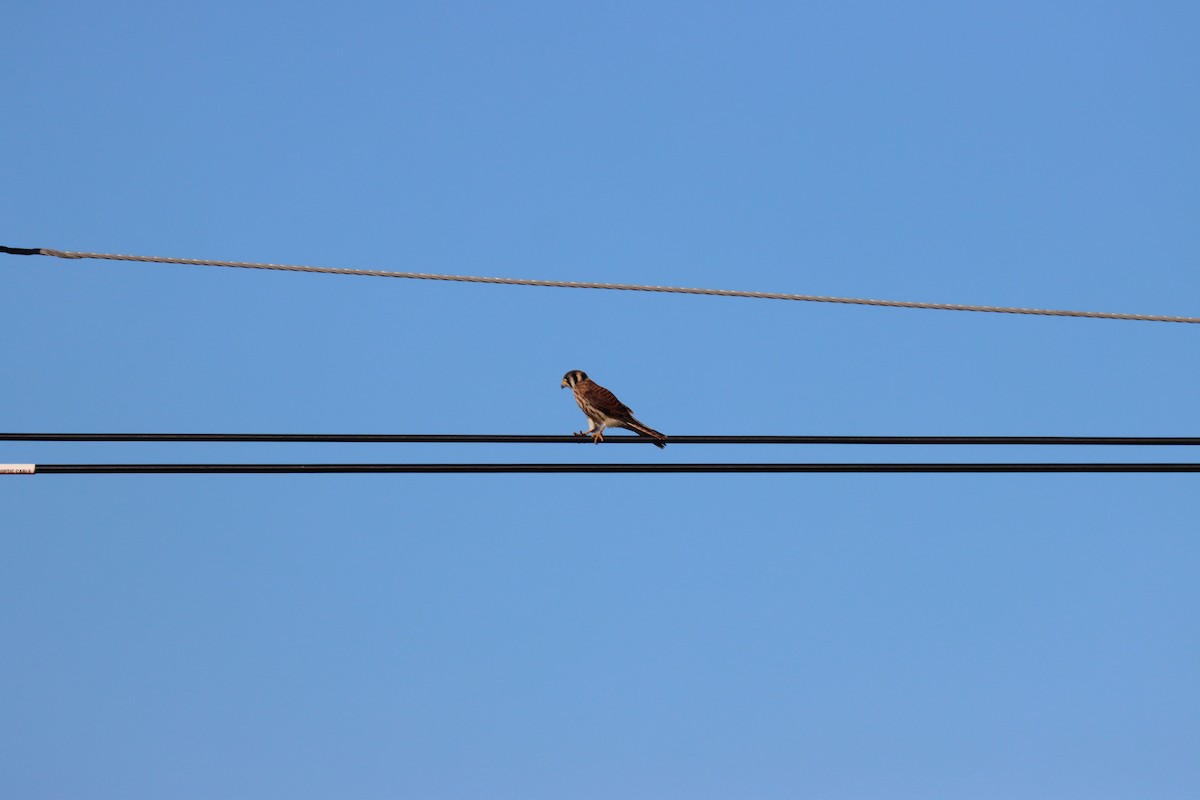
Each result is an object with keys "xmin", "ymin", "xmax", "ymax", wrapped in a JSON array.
[{"xmin": 623, "ymin": 419, "xmax": 668, "ymax": 448}]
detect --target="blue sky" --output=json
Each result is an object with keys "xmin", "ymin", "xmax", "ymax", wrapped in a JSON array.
[{"xmin": 2, "ymin": 2, "xmax": 1198, "ymax": 798}]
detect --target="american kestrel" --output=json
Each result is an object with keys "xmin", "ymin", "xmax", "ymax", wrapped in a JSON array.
[{"xmin": 561, "ymin": 370, "xmax": 667, "ymax": 448}]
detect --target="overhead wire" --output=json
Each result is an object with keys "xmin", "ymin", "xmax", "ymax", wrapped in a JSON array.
[
  {"xmin": 7, "ymin": 463, "xmax": 1200, "ymax": 474},
  {"xmin": 3, "ymin": 433, "xmax": 1200, "ymax": 445},
  {"xmin": 3, "ymin": 245, "xmax": 1197, "ymax": 324},
  {"xmin": 6, "ymin": 433, "xmax": 1197, "ymax": 475},
  {"xmin": 7, "ymin": 435, "xmax": 1197, "ymax": 475},
  {"xmin": 4, "ymin": 246, "xmax": 1196, "ymax": 472}
]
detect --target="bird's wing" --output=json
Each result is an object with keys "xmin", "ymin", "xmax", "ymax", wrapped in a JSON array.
[{"xmin": 583, "ymin": 382, "xmax": 635, "ymax": 418}]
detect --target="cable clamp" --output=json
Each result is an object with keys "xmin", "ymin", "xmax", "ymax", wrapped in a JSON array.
[{"xmin": 0, "ymin": 464, "xmax": 36, "ymax": 474}]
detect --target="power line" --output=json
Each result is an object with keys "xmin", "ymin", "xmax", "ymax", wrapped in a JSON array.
[
  {"xmin": 4, "ymin": 245, "xmax": 1196, "ymax": 324},
  {"xmin": 7, "ymin": 463, "xmax": 1200, "ymax": 474},
  {"xmin": 4, "ymin": 433, "xmax": 1200, "ymax": 445}
]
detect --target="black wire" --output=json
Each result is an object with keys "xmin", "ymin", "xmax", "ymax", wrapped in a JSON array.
[
  {"xmin": 5, "ymin": 434, "xmax": 1200, "ymax": 445},
  {"xmin": 29, "ymin": 463, "xmax": 1200, "ymax": 473}
]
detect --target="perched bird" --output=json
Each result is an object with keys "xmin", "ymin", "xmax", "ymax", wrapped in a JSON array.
[{"xmin": 560, "ymin": 370, "xmax": 667, "ymax": 448}]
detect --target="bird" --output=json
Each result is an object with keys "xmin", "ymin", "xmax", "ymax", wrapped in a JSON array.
[{"xmin": 560, "ymin": 370, "xmax": 667, "ymax": 448}]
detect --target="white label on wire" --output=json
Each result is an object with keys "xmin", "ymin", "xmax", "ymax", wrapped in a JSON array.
[{"xmin": 0, "ymin": 464, "xmax": 36, "ymax": 474}]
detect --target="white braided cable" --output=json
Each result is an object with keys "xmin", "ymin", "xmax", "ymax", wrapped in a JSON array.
[{"xmin": 36, "ymin": 248, "xmax": 1200, "ymax": 324}]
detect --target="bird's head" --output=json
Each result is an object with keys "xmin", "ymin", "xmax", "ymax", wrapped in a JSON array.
[{"xmin": 561, "ymin": 370, "xmax": 588, "ymax": 389}]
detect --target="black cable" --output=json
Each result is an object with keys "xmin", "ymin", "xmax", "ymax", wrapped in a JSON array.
[
  {"xmin": 0, "ymin": 245, "xmax": 41, "ymax": 256},
  {"xmin": 26, "ymin": 463, "xmax": 1200, "ymax": 474},
  {"xmin": 4, "ymin": 433, "xmax": 1200, "ymax": 445}
]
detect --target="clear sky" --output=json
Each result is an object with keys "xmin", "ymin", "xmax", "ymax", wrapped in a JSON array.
[{"xmin": 3, "ymin": 2, "xmax": 1198, "ymax": 798}]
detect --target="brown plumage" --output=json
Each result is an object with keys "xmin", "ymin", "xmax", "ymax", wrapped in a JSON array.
[{"xmin": 560, "ymin": 370, "xmax": 667, "ymax": 448}]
